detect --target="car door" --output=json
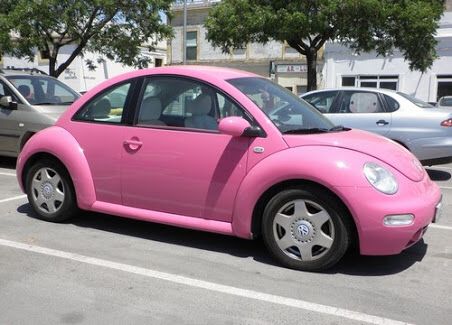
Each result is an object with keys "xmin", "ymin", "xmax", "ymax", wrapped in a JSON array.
[
  {"xmin": 68, "ymin": 80, "xmax": 138, "ymax": 205},
  {"xmin": 0, "ymin": 80, "xmax": 23, "ymax": 153},
  {"xmin": 327, "ymin": 90, "xmax": 392, "ymax": 136},
  {"xmin": 121, "ymin": 76, "xmax": 251, "ymax": 222}
]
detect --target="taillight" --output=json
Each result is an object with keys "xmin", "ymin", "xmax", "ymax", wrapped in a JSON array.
[{"xmin": 441, "ymin": 118, "xmax": 452, "ymax": 127}]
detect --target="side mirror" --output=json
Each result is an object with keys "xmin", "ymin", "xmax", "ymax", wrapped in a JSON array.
[
  {"xmin": 0, "ymin": 96, "xmax": 18, "ymax": 110},
  {"xmin": 218, "ymin": 116, "xmax": 264, "ymax": 137}
]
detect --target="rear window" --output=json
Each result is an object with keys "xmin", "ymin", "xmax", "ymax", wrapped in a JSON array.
[{"xmin": 396, "ymin": 92, "xmax": 434, "ymax": 108}]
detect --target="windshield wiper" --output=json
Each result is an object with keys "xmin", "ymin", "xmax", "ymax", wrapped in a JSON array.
[
  {"xmin": 329, "ymin": 125, "xmax": 350, "ymax": 132},
  {"xmin": 283, "ymin": 128, "xmax": 330, "ymax": 134},
  {"xmin": 283, "ymin": 125, "xmax": 351, "ymax": 134}
]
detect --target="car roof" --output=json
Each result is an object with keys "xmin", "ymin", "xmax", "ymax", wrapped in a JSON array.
[
  {"xmin": 0, "ymin": 68, "xmax": 49, "ymax": 77},
  {"xmin": 302, "ymin": 87, "xmax": 398, "ymax": 96}
]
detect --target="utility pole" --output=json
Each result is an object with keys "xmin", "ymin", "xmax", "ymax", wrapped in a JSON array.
[{"xmin": 183, "ymin": 0, "xmax": 187, "ymax": 64}]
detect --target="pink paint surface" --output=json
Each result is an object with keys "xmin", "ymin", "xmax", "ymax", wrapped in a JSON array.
[{"xmin": 17, "ymin": 66, "xmax": 441, "ymax": 256}]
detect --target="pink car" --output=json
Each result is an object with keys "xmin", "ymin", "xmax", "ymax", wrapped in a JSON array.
[{"xmin": 16, "ymin": 66, "xmax": 442, "ymax": 271}]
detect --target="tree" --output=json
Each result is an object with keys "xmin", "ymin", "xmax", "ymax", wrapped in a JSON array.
[
  {"xmin": 205, "ymin": 0, "xmax": 445, "ymax": 91},
  {"xmin": 0, "ymin": 0, "xmax": 173, "ymax": 77}
]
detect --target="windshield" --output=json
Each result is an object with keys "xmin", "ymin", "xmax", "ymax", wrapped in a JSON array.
[
  {"xmin": 227, "ymin": 77, "xmax": 335, "ymax": 133},
  {"xmin": 396, "ymin": 92, "xmax": 434, "ymax": 108},
  {"xmin": 7, "ymin": 75, "xmax": 80, "ymax": 105}
]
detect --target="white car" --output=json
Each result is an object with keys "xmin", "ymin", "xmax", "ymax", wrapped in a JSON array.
[
  {"xmin": 438, "ymin": 96, "xmax": 452, "ymax": 109},
  {"xmin": 302, "ymin": 88, "xmax": 452, "ymax": 166}
]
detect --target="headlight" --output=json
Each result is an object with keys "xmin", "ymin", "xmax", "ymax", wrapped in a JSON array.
[{"xmin": 363, "ymin": 162, "xmax": 398, "ymax": 195}]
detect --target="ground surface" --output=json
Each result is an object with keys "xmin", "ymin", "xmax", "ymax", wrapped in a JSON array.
[{"xmin": 0, "ymin": 157, "xmax": 451, "ymax": 325}]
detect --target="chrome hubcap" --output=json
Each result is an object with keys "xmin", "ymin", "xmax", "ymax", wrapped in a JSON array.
[
  {"xmin": 273, "ymin": 199, "xmax": 335, "ymax": 261},
  {"xmin": 31, "ymin": 167, "xmax": 65, "ymax": 215}
]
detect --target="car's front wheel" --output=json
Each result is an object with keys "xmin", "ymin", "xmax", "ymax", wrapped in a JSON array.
[
  {"xmin": 26, "ymin": 159, "xmax": 78, "ymax": 222},
  {"xmin": 262, "ymin": 187, "xmax": 351, "ymax": 271}
]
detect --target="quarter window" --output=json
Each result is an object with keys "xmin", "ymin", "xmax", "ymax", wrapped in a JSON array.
[{"xmin": 74, "ymin": 82, "xmax": 131, "ymax": 123}]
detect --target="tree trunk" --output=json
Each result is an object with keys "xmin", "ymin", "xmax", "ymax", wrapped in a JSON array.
[
  {"xmin": 305, "ymin": 47, "xmax": 318, "ymax": 92},
  {"xmin": 48, "ymin": 56, "xmax": 57, "ymax": 77}
]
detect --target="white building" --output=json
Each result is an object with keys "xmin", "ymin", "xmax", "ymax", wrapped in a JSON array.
[
  {"xmin": 0, "ymin": 41, "xmax": 167, "ymax": 93},
  {"xmin": 323, "ymin": 10, "xmax": 452, "ymax": 102}
]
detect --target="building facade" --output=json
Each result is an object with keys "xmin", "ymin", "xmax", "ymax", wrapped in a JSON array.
[
  {"xmin": 169, "ymin": 0, "xmax": 320, "ymax": 94},
  {"xmin": 0, "ymin": 42, "xmax": 167, "ymax": 93}
]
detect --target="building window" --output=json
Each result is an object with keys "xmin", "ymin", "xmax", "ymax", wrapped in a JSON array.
[
  {"xmin": 155, "ymin": 58, "xmax": 163, "ymax": 67},
  {"xmin": 342, "ymin": 75, "xmax": 398, "ymax": 90},
  {"xmin": 437, "ymin": 75, "xmax": 452, "ymax": 100},
  {"xmin": 186, "ymin": 31, "xmax": 197, "ymax": 61},
  {"xmin": 39, "ymin": 49, "xmax": 50, "ymax": 60}
]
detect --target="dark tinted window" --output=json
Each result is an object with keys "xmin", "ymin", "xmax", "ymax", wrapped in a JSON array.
[{"xmin": 383, "ymin": 95, "xmax": 400, "ymax": 112}]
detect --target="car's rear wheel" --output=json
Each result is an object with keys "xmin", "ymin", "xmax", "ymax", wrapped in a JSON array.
[
  {"xmin": 262, "ymin": 187, "xmax": 351, "ymax": 271},
  {"xmin": 26, "ymin": 159, "xmax": 78, "ymax": 222}
]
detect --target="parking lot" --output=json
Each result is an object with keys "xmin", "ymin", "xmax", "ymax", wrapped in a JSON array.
[{"xmin": 0, "ymin": 156, "xmax": 451, "ymax": 325}]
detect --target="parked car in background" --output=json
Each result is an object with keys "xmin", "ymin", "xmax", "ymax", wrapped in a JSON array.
[
  {"xmin": 438, "ymin": 96, "xmax": 452, "ymax": 109},
  {"xmin": 0, "ymin": 68, "xmax": 80, "ymax": 157},
  {"xmin": 17, "ymin": 66, "xmax": 441, "ymax": 272},
  {"xmin": 302, "ymin": 88, "xmax": 452, "ymax": 165}
]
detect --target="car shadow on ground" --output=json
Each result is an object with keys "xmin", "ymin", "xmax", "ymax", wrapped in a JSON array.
[
  {"xmin": 426, "ymin": 168, "xmax": 451, "ymax": 181},
  {"xmin": 18, "ymin": 203, "xmax": 427, "ymax": 276},
  {"xmin": 0, "ymin": 157, "xmax": 17, "ymax": 170}
]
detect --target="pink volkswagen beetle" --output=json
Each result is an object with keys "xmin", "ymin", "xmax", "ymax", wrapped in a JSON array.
[{"xmin": 16, "ymin": 66, "xmax": 442, "ymax": 271}]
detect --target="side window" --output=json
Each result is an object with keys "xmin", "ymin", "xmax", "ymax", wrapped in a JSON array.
[
  {"xmin": 74, "ymin": 82, "xmax": 131, "ymax": 123},
  {"xmin": 383, "ymin": 95, "xmax": 400, "ymax": 112},
  {"xmin": 216, "ymin": 93, "xmax": 244, "ymax": 118},
  {"xmin": 137, "ymin": 77, "xmax": 249, "ymax": 131},
  {"xmin": 339, "ymin": 91, "xmax": 384, "ymax": 113},
  {"xmin": 0, "ymin": 81, "xmax": 18, "ymax": 101},
  {"xmin": 303, "ymin": 91, "xmax": 338, "ymax": 113}
]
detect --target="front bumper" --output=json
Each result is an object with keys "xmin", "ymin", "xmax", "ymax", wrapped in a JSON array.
[{"xmin": 335, "ymin": 174, "xmax": 441, "ymax": 256}]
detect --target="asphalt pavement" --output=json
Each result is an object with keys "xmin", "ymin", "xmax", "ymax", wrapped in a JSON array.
[{"xmin": 0, "ymin": 156, "xmax": 451, "ymax": 325}]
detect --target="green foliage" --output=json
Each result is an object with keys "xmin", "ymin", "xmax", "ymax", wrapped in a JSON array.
[
  {"xmin": 0, "ymin": 0, "xmax": 173, "ymax": 77},
  {"xmin": 206, "ymin": 0, "xmax": 445, "ymax": 90}
]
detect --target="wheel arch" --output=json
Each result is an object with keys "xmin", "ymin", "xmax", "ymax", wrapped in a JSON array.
[
  {"xmin": 17, "ymin": 126, "xmax": 96, "ymax": 210},
  {"xmin": 250, "ymin": 179, "xmax": 359, "ymax": 248}
]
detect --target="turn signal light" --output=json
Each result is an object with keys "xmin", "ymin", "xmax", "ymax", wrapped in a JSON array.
[{"xmin": 441, "ymin": 119, "xmax": 452, "ymax": 127}]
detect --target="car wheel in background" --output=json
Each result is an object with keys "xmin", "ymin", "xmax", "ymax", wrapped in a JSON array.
[
  {"xmin": 262, "ymin": 187, "xmax": 351, "ymax": 271},
  {"xmin": 26, "ymin": 159, "xmax": 78, "ymax": 222}
]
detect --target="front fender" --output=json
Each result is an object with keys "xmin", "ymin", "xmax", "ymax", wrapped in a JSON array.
[
  {"xmin": 17, "ymin": 126, "xmax": 96, "ymax": 210},
  {"xmin": 232, "ymin": 146, "xmax": 374, "ymax": 238}
]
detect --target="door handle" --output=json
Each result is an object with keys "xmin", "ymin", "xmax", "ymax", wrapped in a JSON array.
[
  {"xmin": 124, "ymin": 139, "xmax": 143, "ymax": 151},
  {"xmin": 376, "ymin": 120, "xmax": 389, "ymax": 126}
]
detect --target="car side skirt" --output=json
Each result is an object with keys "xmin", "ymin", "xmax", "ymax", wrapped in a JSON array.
[{"xmin": 91, "ymin": 201, "xmax": 235, "ymax": 237}]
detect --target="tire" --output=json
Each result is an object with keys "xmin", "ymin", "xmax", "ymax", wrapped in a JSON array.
[
  {"xmin": 26, "ymin": 158, "xmax": 78, "ymax": 222},
  {"xmin": 262, "ymin": 187, "xmax": 351, "ymax": 272}
]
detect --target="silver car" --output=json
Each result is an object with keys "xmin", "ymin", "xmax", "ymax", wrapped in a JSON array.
[
  {"xmin": 302, "ymin": 88, "xmax": 452, "ymax": 165},
  {"xmin": 0, "ymin": 68, "xmax": 80, "ymax": 157},
  {"xmin": 438, "ymin": 96, "xmax": 452, "ymax": 109}
]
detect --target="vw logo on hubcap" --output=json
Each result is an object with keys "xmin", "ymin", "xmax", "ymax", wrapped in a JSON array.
[
  {"xmin": 297, "ymin": 224, "xmax": 310, "ymax": 237},
  {"xmin": 42, "ymin": 182, "xmax": 54, "ymax": 199}
]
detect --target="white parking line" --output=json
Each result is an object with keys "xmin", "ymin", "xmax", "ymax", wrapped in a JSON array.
[
  {"xmin": 0, "ymin": 238, "xmax": 410, "ymax": 325},
  {"xmin": 439, "ymin": 186, "xmax": 452, "ymax": 190},
  {"xmin": 430, "ymin": 224, "xmax": 452, "ymax": 231},
  {"xmin": 0, "ymin": 172, "xmax": 16, "ymax": 177},
  {"xmin": 0, "ymin": 195, "xmax": 27, "ymax": 204}
]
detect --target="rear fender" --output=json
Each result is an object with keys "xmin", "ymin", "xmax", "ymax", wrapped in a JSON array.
[{"xmin": 17, "ymin": 126, "xmax": 96, "ymax": 209}]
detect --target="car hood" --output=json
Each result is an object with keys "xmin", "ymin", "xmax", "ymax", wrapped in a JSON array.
[
  {"xmin": 32, "ymin": 105, "xmax": 69, "ymax": 122},
  {"xmin": 283, "ymin": 129, "xmax": 425, "ymax": 182}
]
